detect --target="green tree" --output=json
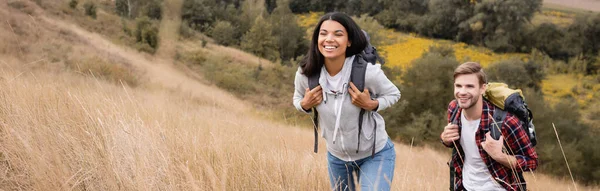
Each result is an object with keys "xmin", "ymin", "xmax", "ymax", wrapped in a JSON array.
[
  {"xmin": 270, "ymin": 0, "xmax": 308, "ymax": 63},
  {"xmin": 486, "ymin": 59, "xmax": 545, "ymax": 91},
  {"xmin": 211, "ymin": 4, "xmax": 244, "ymax": 43},
  {"xmin": 353, "ymin": 14, "xmax": 385, "ymax": 47},
  {"xmin": 376, "ymin": 0, "xmax": 428, "ymax": 30},
  {"xmin": 461, "ymin": 0, "xmax": 542, "ymax": 52},
  {"xmin": 531, "ymin": 23, "xmax": 572, "ymax": 61},
  {"xmin": 417, "ymin": 0, "xmax": 471, "ymax": 39},
  {"xmin": 145, "ymin": 0, "xmax": 162, "ymax": 20},
  {"xmin": 116, "ymin": 0, "xmax": 162, "ymax": 19},
  {"xmin": 181, "ymin": 0, "xmax": 216, "ymax": 31},
  {"xmin": 241, "ymin": 16, "xmax": 279, "ymax": 61},
  {"xmin": 115, "ymin": 0, "xmax": 131, "ymax": 18},
  {"xmin": 570, "ymin": 14, "xmax": 600, "ymax": 74},
  {"xmin": 265, "ymin": 0, "xmax": 277, "ymax": 14},
  {"xmin": 401, "ymin": 49, "xmax": 459, "ymax": 118},
  {"xmin": 384, "ymin": 47, "xmax": 459, "ymax": 141},
  {"xmin": 238, "ymin": 0, "xmax": 266, "ymax": 40},
  {"xmin": 289, "ymin": 0, "xmax": 311, "ymax": 13},
  {"xmin": 210, "ymin": 20, "xmax": 237, "ymax": 46}
]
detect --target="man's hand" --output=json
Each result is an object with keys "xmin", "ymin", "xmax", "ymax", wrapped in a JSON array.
[
  {"xmin": 481, "ymin": 132, "xmax": 519, "ymax": 168},
  {"xmin": 348, "ymin": 82, "xmax": 378, "ymax": 110},
  {"xmin": 441, "ymin": 123, "xmax": 460, "ymax": 146},
  {"xmin": 300, "ymin": 85, "xmax": 323, "ymax": 110},
  {"xmin": 481, "ymin": 132, "xmax": 504, "ymax": 159}
]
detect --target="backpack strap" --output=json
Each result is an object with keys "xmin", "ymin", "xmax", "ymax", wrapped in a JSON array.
[
  {"xmin": 350, "ymin": 54, "xmax": 371, "ymax": 155},
  {"xmin": 308, "ymin": 72, "xmax": 321, "ymax": 153},
  {"xmin": 491, "ymin": 108, "xmax": 506, "ymax": 140},
  {"xmin": 312, "ymin": 108, "xmax": 319, "ymax": 153},
  {"xmin": 308, "ymin": 72, "xmax": 320, "ymax": 90},
  {"xmin": 448, "ymin": 102, "xmax": 460, "ymax": 191}
]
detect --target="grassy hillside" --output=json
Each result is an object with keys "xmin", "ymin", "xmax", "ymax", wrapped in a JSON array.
[{"xmin": 1, "ymin": 0, "xmax": 599, "ymax": 190}]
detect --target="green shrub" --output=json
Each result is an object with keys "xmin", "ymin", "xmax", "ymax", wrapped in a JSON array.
[
  {"xmin": 83, "ymin": 1, "xmax": 97, "ymax": 19},
  {"xmin": 179, "ymin": 21, "xmax": 196, "ymax": 39},
  {"xmin": 69, "ymin": 0, "xmax": 78, "ymax": 9},
  {"xmin": 145, "ymin": 0, "xmax": 162, "ymax": 20},
  {"xmin": 134, "ymin": 17, "xmax": 159, "ymax": 53},
  {"xmin": 115, "ymin": 0, "xmax": 128, "ymax": 17},
  {"xmin": 210, "ymin": 21, "xmax": 237, "ymax": 46}
]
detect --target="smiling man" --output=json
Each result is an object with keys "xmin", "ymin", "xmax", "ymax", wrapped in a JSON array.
[{"xmin": 440, "ymin": 62, "xmax": 538, "ymax": 191}]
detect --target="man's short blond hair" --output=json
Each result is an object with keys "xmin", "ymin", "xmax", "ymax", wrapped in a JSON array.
[{"xmin": 453, "ymin": 62, "xmax": 487, "ymax": 86}]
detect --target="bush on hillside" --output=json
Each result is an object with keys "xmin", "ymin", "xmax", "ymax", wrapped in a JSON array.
[
  {"xmin": 179, "ymin": 21, "xmax": 195, "ymax": 39},
  {"xmin": 83, "ymin": 1, "xmax": 97, "ymax": 19},
  {"xmin": 115, "ymin": 0, "xmax": 128, "ymax": 17},
  {"xmin": 145, "ymin": 0, "xmax": 162, "ymax": 20},
  {"xmin": 134, "ymin": 17, "xmax": 159, "ymax": 53},
  {"xmin": 69, "ymin": 0, "xmax": 78, "ymax": 9},
  {"xmin": 383, "ymin": 48, "xmax": 459, "ymax": 143},
  {"xmin": 270, "ymin": 0, "xmax": 308, "ymax": 64},
  {"xmin": 353, "ymin": 14, "xmax": 386, "ymax": 47},
  {"xmin": 486, "ymin": 59, "xmax": 545, "ymax": 91},
  {"xmin": 182, "ymin": 0, "xmax": 216, "ymax": 32},
  {"xmin": 241, "ymin": 16, "xmax": 279, "ymax": 61},
  {"xmin": 210, "ymin": 21, "xmax": 237, "ymax": 46}
]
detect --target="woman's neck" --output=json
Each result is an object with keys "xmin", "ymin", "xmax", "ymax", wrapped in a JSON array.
[{"xmin": 324, "ymin": 56, "xmax": 346, "ymax": 76}]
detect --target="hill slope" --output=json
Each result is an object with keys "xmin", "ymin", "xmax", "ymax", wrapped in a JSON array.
[{"xmin": 0, "ymin": 1, "xmax": 596, "ymax": 190}]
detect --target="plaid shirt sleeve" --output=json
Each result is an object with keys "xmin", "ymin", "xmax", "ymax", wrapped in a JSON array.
[{"xmin": 502, "ymin": 114, "xmax": 538, "ymax": 172}]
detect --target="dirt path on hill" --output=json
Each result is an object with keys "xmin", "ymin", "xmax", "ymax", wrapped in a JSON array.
[
  {"xmin": 544, "ymin": 0, "xmax": 600, "ymax": 12},
  {"xmin": 37, "ymin": 15, "xmax": 248, "ymax": 112},
  {"xmin": 156, "ymin": 0, "xmax": 183, "ymax": 60}
]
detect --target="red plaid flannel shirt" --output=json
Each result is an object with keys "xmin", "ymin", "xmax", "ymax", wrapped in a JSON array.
[{"xmin": 444, "ymin": 100, "xmax": 538, "ymax": 191}]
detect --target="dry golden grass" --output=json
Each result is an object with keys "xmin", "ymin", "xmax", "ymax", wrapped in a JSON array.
[
  {"xmin": 1, "ymin": 1, "xmax": 599, "ymax": 190},
  {"xmin": 0, "ymin": 69, "xmax": 595, "ymax": 190}
]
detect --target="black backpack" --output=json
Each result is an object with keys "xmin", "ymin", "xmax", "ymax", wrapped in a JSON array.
[
  {"xmin": 483, "ymin": 83, "xmax": 537, "ymax": 146},
  {"xmin": 307, "ymin": 30, "xmax": 384, "ymax": 157}
]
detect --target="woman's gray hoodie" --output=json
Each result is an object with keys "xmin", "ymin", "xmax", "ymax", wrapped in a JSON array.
[{"xmin": 293, "ymin": 55, "xmax": 401, "ymax": 161}]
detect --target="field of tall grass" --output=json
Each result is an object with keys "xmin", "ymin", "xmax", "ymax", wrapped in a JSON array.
[{"xmin": 0, "ymin": 64, "xmax": 594, "ymax": 190}]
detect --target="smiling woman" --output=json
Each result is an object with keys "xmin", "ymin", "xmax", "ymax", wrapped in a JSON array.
[{"xmin": 292, "ymin": 12, "xmax": 401, "ymax": 191}]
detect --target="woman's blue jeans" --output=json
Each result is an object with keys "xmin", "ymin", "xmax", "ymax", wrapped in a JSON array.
[{"xmin": 327, "ymin": 138, "xmax": 396, "ymax": 191}]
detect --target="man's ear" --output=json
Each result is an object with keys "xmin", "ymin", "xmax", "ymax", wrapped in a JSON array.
[{"xmin": 481, "ymin": 83, "xmax": 487, "ymax": 95}]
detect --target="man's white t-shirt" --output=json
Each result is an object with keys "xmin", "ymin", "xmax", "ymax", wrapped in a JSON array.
[{"xmin": 460, "ymin": 112, "xmax": 506, "ymax": 191}]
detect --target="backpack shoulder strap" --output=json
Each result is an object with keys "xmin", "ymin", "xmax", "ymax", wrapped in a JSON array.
[
  {"xmin": 312, "ymin": 108, "xmax": 319, "ymax": 153},
  {"xmin": 448, "ymin": 101, "xmax": 459, "ymax": 191},
  {"xmin": 307, "ymin": 71, "xmax": 320, "ymax": 153},
  {"xmin": 449, "ymin": 103, "xmax": 460, "ymax": 125},
  {"xmin": 491, "ymin": 108, "xmax": 507, "ymax": 140},
  {"xmin": 350, "ymin": 54, "xmax": 369, "ymax": 91},
  {"xmin": 351, "ymin": 54, "xmax": 370, "ymax": 155},
  {"xmin": 308, "ymin": 72, "xmax": 320, "ymax": 90}
]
